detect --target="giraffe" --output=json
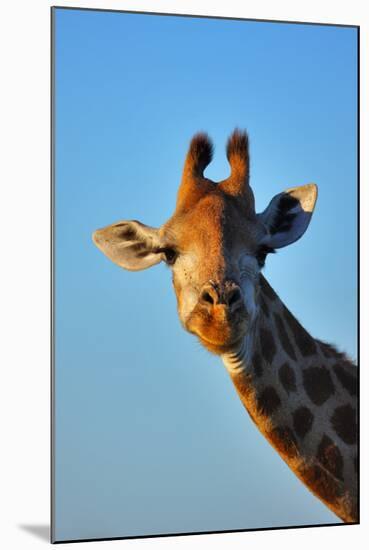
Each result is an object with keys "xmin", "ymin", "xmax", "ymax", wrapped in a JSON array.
[{"xmin": 92, "ymin": 129, "xmax": 358, "ymax": 524}]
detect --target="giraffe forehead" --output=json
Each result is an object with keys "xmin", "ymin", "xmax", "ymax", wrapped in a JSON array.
[{"xmin": 164, "ymin": 192, "xmax": 258, "ymax": 255}]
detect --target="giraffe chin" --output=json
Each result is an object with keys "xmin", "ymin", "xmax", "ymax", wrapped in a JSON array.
[
  {"xmin": 186, "ymin": 314, "xmax": 247, "ymax": 355},
  {"xmin": 196, "ymin": 334, "xmax": 245, "ymax": 355}
]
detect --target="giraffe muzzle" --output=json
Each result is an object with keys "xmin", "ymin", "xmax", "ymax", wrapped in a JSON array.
[
  {"xmin": 199, "ymin": 281, "xmax": 244, "ymax": 314},
  {"xmin": 184, "ymin": 280, "xmax": 248, "ymax": 354}
]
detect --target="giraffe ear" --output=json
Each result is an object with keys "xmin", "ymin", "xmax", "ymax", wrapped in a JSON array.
[
  {"xmin": 92, "ymin": 220, "xmax": 164, "ymax": 271},
  {"xmin": 258, "ymin": 184, "xmax": 318, "ymax": 249}
]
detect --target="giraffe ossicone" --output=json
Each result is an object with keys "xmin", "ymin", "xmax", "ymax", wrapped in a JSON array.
[{"xmin": 93, "ymin": 129, "xmax": 358, "ymax": 523}]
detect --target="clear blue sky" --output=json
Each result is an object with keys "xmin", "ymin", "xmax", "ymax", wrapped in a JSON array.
[{"xmin": 54, "ymin": 8, "xmax": 357, "ymax": 542}]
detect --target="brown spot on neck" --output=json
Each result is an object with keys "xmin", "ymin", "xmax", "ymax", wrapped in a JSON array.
[
  {"xmin": 283, "ymin": 306, "xmax": 316, "ymax": 357},
  {"xmin": 302, "ymin": 366, "xmax": 335, "ymax": 406},
  {"xmin": 317, "ymin": 435, "xmax": 344, "ymax": 481},
  {"xmin": 279, "ymin": 362, "xmax": 297, "ymax": 394},
  {"xmin": 274, "ymin": 312, "xmax": 297, "ymax": 361},
  {"xmin": 318, "ymin": 341, "xmax": 337, "ymax": 359},
  {"xmin": 257, "ymin": 386, "xmax": 281, "ymax": 416},
  {"xmin": 259, "ymin": 327, "xmax": 276, "ymax": 364},
  {"xmin": 293, "ymin": 406, "xmax": 314, "ymax": 439},
  {"xmin": 268, "ymin": 425, "xmax": 299, "ymax": 459},
  {"xmin": 331, "ymin": 404, "xmax": 357, "ymax": 445},
  {"xmin": 333, "ymin": 363, "xmax": 357, "ymax": 397},
  {"xmin": 252, "ymin": 351, "xmax": 263, "ymax": 377},
  {"xmin": 318, "ymin": 339, "xmax": 353, "ymax": 364}
]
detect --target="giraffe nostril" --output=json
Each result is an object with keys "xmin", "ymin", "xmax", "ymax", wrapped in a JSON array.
[
  {"xmin": 228, "ymin": 288, "xmax": 242, "ymax": 307},
  {"xmin": 201, "ymin": 291, "xmax": 215, "ymax": 305},
  {"xmin": 200, "ymin": 284, "xmax": 243, "ymax": 309}
]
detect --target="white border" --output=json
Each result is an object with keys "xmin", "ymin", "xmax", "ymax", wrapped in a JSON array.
[{"xmin": 0, "ymin": 1, "xmax": 366, "ymax": 549}]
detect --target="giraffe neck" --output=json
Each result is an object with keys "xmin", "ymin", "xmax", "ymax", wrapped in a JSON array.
[{"xmin": 221, "ymin": 275, "xmax": 358, "ymax": 523}]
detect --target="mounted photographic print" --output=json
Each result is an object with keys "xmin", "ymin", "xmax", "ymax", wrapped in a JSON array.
[{"xmin": 51, "ymin": 6, "xmax": 359, "ymax": 543}]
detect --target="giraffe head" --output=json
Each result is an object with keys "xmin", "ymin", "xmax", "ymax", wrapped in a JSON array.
[{"xmin": 93, "ymin": 130, "xmax": 317, "ymax": 355}]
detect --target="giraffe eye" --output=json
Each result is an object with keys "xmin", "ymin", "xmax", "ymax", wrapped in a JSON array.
[{"xmin": 162, "ymin": 247, "xmax": 177, "ymax": 265}]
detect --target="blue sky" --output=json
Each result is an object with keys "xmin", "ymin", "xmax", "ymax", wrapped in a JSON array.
[{"xmin": 54, "ymin": 8, "xmax": 357, "ymax": 541}]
